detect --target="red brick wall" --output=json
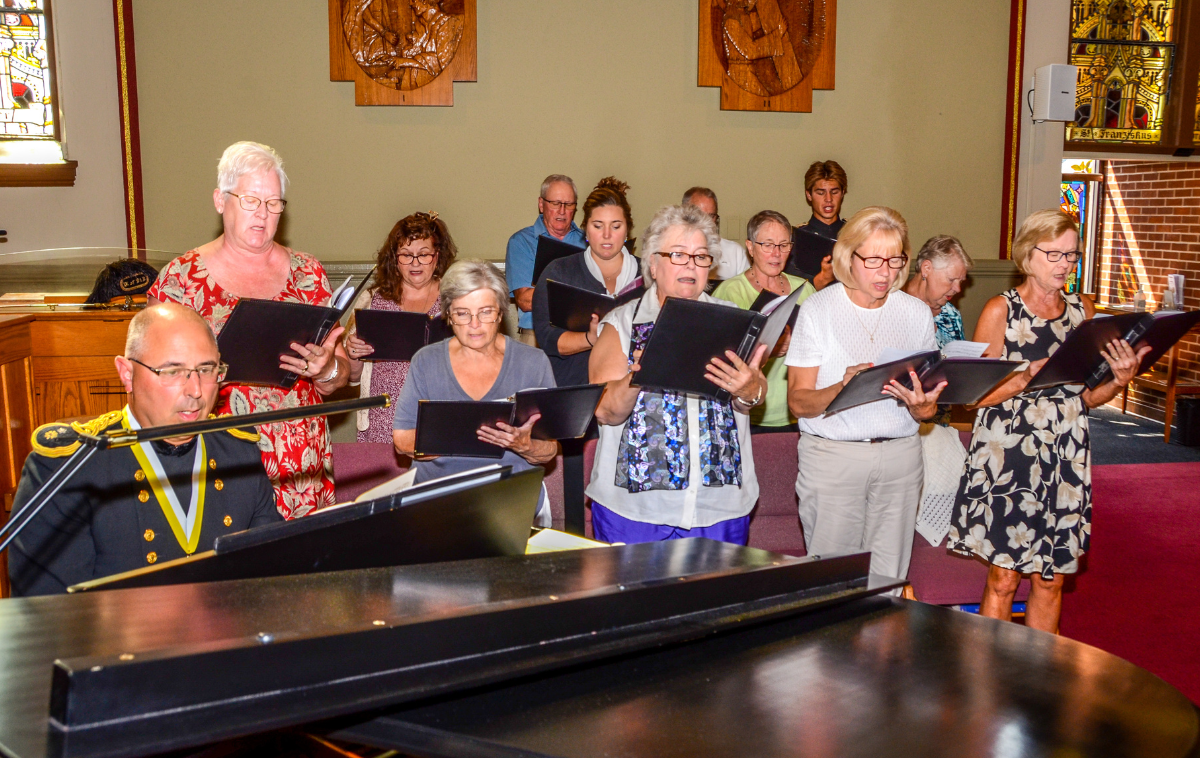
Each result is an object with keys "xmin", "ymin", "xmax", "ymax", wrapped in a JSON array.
[{"xmin": 1095, "ymin": 160, "xmax": 1200, "ymax": 423}]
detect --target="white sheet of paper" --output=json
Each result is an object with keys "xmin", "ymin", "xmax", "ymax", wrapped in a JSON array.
[
  {"xmin": 877, "ymin": 347, "xmax": 923, "ymax": 364},
  {"xmin": 354, "ymin": 467, "xmax": 418, "ymax": 503},
  {"xmin": 940, "ymin": 340, "xmax": 989, "ymax": 359}
]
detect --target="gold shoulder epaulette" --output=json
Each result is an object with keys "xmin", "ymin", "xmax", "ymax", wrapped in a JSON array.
[
  {"xmin": 209, "ymin": 414, "xmax": 260, "ymax": 442},
  {"xmin": 31, "ymin": 410, "xmax": 123, "ymax": 458}
]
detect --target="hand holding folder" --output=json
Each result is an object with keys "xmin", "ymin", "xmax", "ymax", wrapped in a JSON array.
[
  {"xmin": 415, "ymin": 385, "xmax": 605, "ymax": 457},
  {"xmin": 546, "ymin": 279, "xmax": 645, "ymax": 332},
  {"xmin": 823, "ymin": 344, "xmax": 1024, "ymax": 415},
  {"xmin": 632, "ymin": 289, "xmax": 806, "ymax": 399},
  {"xmin": 352, "ymin": 309, "xmax": 451, "ymax": 362},
  {"xmin": 217, "ymin": 267, "xmax": 376, "ymax": 388}
]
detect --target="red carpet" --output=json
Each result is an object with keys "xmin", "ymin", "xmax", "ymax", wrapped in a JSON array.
[{"xmin": 1059, "ymin": 462, "xmax": 1200, "ymax": 703}]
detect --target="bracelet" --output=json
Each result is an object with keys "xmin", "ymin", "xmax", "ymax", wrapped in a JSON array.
[
  {"xmin": 734, "ymin": 380, "xmax": 765, "ymax": 409},
  {"xmin": 316, "ymin": 357, "xmax": 341, "ymax": 384},
  {"xmin": 585, "ymin": 330, "xmax": 594, "ymax": 347}
]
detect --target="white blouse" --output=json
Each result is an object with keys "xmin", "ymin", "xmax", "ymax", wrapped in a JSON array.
[
  {"xmin": 785, "ymin": 284, "xmax": 937, "ymax": 441},
  {"xmin": 585, "ymin": 285, "xmax": 759, "ymax": 529}
]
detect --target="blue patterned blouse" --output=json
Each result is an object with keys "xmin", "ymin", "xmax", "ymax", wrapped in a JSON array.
[{"xmin": 933, "ymin": 302, "xmax": 965, "ymax": 348}]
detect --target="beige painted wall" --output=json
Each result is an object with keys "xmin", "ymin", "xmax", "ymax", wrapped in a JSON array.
[
  {"xmin": 0, "ymin": 0, "xmax": 127, "ymax": 255},
  {"xmin": 132, "ymin": 0, "xmax": 1012, "ymax": 264}
]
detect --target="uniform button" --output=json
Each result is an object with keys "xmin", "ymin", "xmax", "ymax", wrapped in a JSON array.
[
  {"xmin": 138, "ymin": 490, "xmax": 150, "ymax": 503},
  {"xmin": 146, "ymin": 552, "xmax": 157, "ymax": 564},
  {"xmin": 134, "ymin": 469, "xmax": 146, "ymax": 482},
  {"xmin": 223, "ymin": 515, "xmax": 232, "ymax": 527},
  {"xmin": 144, "ymin": 529, "xmax": 154, "ymax": 542},
  {"xmin": 209, "ymin": 459, "xmax": 217, "ymax": 470},
  {"xmin": 214, "ymin": 479, "xmax": 224, "ymax": 491}
]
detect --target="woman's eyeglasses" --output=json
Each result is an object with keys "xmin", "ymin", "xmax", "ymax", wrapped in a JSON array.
[
  {"xmin": 448, "ymin": 307, "xmax": 502, "ymax": 325},
  {"xmin": 852, "ymin": 252, "xmax": 909, "ymax": 270},
  {"xmin": 225, "ymin": 192, "xmax": 286, "ymax": 214},
  {"xmin": 752, "ymin": 239, "xmax": 794, "ymax": 254},
  {"xmin": 655, "ymin": 251, "xmax": 714, "ymax": 268},
  {"xmin": 397, "ymin": 252, "xmax": 436, "ymax": 264},
  {"xmin": 130, "ymin": 358, "xmax": 228, "ymax": 387},
  {"xmin": 1034, "ymin": 246, "xmax": 1082, "ymax": 263}
]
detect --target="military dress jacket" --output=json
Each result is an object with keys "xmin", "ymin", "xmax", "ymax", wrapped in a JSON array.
[{"xmin": 8, "ymin": 410, "xmax": 283, "ymax": 596}]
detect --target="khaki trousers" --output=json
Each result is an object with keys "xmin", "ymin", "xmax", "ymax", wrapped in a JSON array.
[
  {"xmin": 516, "ymin": 328, "xmax": 538, "ymax": 347},
  {"xmin": 796, "ymin": 434, "xmax": 923, "ymax": 582}
]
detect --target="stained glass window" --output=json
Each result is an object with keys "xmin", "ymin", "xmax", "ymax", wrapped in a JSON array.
[
  {"xmin": 1060, "ymin": 181, "xmax": 1088, "ymax": 293},
  {"xmin": 0, "ymin": 0, "xmax": 55, "ymax": 139},
  {"xmin": 1067, "ymin": 0, "xmax": 1175, "ymax": 144}
]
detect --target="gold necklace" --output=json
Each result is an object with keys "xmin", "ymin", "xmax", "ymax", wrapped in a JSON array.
[{"xmin": 849, "ymin": 299, "xmax": 884, "ymax": 343}]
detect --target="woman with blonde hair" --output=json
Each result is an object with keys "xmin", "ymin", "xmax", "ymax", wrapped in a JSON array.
[
  {"xmin": 947, "ymin": 209, "xmax": 1148, "ymax": 633},
  {"xmin": 785, "ymin": 206, "xmax": 942, "ymax": 584}
]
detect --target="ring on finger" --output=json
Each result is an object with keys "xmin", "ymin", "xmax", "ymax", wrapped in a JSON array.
[{"xmin": 303, "ymin": 359, "xmax": 309, "ymax": 374}]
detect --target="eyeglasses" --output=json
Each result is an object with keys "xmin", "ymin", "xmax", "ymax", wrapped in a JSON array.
[
  {"xmin": 751, "ymin": 239, "xmax": 794, "ymax": 254},
  {"xmin": 130, "ymin": 358, "xmax": 228, "ymax": 387},
  {"xmin": 1034, "ymin": 246, "xmax": 1083, "ymax": 263},
  {"xmin": 448, "ymin": 307, "xmax": 503, "ymax": 325},
  {"xmin": 655, "ymin": 251, "xmax": 714, "ymax": 268},
  {"xmin": 397, "ymin": 252, "xmax": 436, "ymax": 264},
  {"xmin": 853, "ymin": 252, "xmax": 909, "ymax": 270},
  {"xmin": 541, "ymin": 199, "xmax": 577, "ymax": 212},
  {"xmin": 225, "ymin": 192, "xmax": 287, "ymax": 214}
]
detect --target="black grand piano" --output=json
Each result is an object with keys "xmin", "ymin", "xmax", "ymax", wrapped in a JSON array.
[{"xmin": 0, "ymin": 404, "xmax": 1195, "ymax": 757}]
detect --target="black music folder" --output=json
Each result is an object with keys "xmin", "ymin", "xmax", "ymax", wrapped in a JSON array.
[
  {"xmin": 531, "ymin": 236, "xmax": 586, "ymax": 286},
  {"xmin": 217, "ymin": 267, "xmax": 375, "ymax": 388},
  {"xmin": 415, "ymin": 386, "xmax": 605, "ymax": 457},
  {"xmin": 633, "ymin": 289, "xmax": 806, "ymax": 400},
  {"xmin": 354, "ymin": 309, "xmax": 450, "ymax": 362},
  {"xmin": 1026, "ymin": 309, "xmax": 1200, "ymax": 391},
  {"xmin": 824, "ymin": 351, "xmax": 1023, "ymax": 414},
  {"xmin": 546, "ymin": 279, "xmax": 644, "ymax": 332},
  {"xmin": 70, "ymin": 465, "xmax": 543, "ymax": 592},
  {"xmin": 787, "ymin": 224, "xmax": 837, "ymax": 279}
]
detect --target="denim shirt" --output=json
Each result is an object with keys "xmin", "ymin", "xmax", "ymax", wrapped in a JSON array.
[{"xmin": 504, "ymin": 216, "xmax": 585, "ymax": 329}]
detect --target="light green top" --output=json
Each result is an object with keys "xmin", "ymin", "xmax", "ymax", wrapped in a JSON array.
[{"xmin": 713, "ymin": 272, "xmax": 815, "ymax": 428}]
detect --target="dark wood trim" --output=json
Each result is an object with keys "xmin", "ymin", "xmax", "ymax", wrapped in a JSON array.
[
  {"xmin": 998, "ymin": 0, "xmax": 1027, "ymax": 260},
  {"xmin": 0, "ymin": 161, "xmax": 77, "ymax": 187},
  {"xmin": 112, "ymin": 0, "xmax": 146, "ymax": 257}
]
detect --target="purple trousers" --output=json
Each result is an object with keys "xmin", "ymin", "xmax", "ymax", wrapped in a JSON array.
[{"xmin": 591, "ymin": 503, "xmax": 750, "ymax": 546}]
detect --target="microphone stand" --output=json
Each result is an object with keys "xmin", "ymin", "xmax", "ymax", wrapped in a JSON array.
[{"xmin": 0, "ymin": 395, "xmax": 390, "ymax": 555}]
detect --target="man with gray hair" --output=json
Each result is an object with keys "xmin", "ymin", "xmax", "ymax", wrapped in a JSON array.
[
  {"xmin": 682, "ymin": 186, "xmax": 749, "ymax": 282},
  {"xmin": 7, "ymin": 303, "xmax": 281, "ymax": 596},
  {"xmin": 505, "ymin": 174, "xmax": 586, "ymax": 345}
]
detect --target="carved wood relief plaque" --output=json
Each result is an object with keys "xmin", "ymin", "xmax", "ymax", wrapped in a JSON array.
[
  {"xmin": 699, "ymin": 0, "xmax": 836, "ymax": 113},
  {"xmin": 329, "ymin": 0, "xmax": 476, "ymax": 106}
]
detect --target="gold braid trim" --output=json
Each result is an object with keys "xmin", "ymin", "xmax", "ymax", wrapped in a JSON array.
[
  {"xmin": 31, "ymin": 410, "xmax": 124, "ymax": 458},
  {"xmin": 208, "ymin": 413, "xmax": 260, "ymax": 443}
]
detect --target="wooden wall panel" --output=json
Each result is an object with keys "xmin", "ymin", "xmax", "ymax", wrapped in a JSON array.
[{"xmin": 30, "ymin": 319, "xmax": 129, "ymax": 358}]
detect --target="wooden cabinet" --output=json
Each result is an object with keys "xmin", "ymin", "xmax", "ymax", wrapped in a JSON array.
[{"xmin": 0, "ymin": 310, "xmax": 135, "ymax": 597}]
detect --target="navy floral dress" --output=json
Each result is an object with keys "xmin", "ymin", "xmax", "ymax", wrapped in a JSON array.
[{"xmin": 947, "ymin": 290, "xmax": 1090, "ymax": 579}]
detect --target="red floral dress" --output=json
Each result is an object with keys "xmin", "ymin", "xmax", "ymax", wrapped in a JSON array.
[{"xmin": 148, "ymin": 248, "xmax": 336, "ymax": 519}]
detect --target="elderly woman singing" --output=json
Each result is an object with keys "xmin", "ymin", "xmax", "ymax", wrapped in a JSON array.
[
  {"xmin": 149, "ymin": 141, "xmax": 349, "ymax": 519},
  {"xmin": 586, "ymin": 205, "xmax": 768, "ymax": 545}
]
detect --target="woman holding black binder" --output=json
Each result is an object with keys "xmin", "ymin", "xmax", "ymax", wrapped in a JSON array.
[
  {"xmin": 587, "ymin": 205, "xmax": 768, "ymax": 545},
  {"xmin": 393, "ymin": 261, "xmax": 558, "ymax": 524},
  {"xmin": 345, "ymin": 212, "xmax": 457, "ymax": 443},
  {"xmin": 532, "ymin": 177, "xmax": 640, "ymax": 387},
  {"xmin": 947, "ymin": 209, "xmax": 1148, "ymax": 633}
]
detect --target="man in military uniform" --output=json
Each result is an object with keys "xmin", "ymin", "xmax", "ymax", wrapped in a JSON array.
[
  {"xmin": 787, "ymin": 160, "xmax": 848, "ymax": 290},
  {"xmin": 8, "ymin": 303, "xmax": 282, "ymax": 596}
]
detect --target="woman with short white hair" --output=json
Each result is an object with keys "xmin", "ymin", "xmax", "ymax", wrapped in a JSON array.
[
  {"xmin": 393, "ymin": 260, "xmax": 558, "ymax": 522},
  {"xmin": 587, "ymin": 205, "xmax": 767, "ymax": 545},
  {"xmin": 785, "ymin": 206, "xmax": 942, "ymax": 583},
  {"xmin": 903, "ymin": 235, "xmax": 974, "ymax": 347},
  {"xmin": 150, "ymin": 141, "xmax": 349, "ymax": 519}
]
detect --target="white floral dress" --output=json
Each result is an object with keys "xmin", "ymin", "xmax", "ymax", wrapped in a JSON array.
[{"xmin": 947, "ymin": 289, "xmax": 1090, "ymax": 579}]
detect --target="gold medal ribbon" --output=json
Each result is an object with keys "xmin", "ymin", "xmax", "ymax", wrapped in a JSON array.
[{"xmin": 122, "ymin": 407, "xmax": 207, "ymax": 554}]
